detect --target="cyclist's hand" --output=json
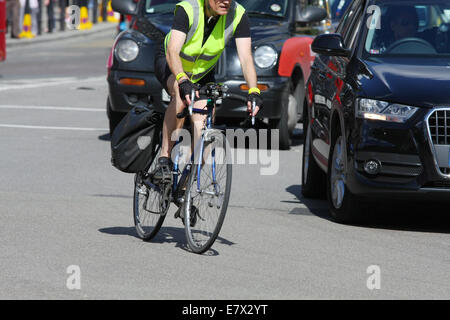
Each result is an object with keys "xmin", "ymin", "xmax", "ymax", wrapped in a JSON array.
[
  {"xmin": 178, "ymin": 79, "xmax": 199, "ymax": 106},
  {"xmin": 247, "ymin": 92, "xmax": 263, "ymax": 117}
]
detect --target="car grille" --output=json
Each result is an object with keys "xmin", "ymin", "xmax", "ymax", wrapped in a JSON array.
[
  {"xmin": 428, "ymin": 109, "xmax": 450, "ymax": 145},
  {"xmin": 427, "ymin": 109, "xmax": 450, "ymax": 176}
]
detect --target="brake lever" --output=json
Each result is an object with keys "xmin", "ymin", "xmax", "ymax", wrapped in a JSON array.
[
  {"xmin": 251, "ymin": 100, "xmax": 256, "ymax": 126},
  {"xmin": 189, "ymin": 89, "xmax": 195, "ymax": 116}
]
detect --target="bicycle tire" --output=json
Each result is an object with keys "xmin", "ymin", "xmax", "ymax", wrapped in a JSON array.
[
  {"xmin": 133, "ymin": 145, "xmax": 166, "ymax": 241},
  {"xmin": 184, "ymin": 130, "xmax": 232, "ymax": 254}
]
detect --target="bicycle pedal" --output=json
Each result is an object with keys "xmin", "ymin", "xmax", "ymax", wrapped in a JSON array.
[{"xmin": 174, "ymin": 207, "xmax": 184, "ymax": 219}]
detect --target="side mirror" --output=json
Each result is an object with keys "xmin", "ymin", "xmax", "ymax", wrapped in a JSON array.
[
  {"xmin": 111, "ymin": 0, "xmax": 137, "ymax": 16},
  {"xmin": 311, "ymin": 33, "xmax": 351, "ymax": 57},
  {"xmin": 296, "ymin": 6, "xmax": 327, "ymax": 24}
]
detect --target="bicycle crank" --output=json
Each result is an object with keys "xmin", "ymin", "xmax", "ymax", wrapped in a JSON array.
[{"xmin": 159, "ymin": 183, "xmax": 172, "ymax": 216}]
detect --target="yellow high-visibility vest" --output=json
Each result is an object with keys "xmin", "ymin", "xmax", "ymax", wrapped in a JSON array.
[{"xmin": 165, "ymin": 0, "xmax": 246, "ymax": 83}]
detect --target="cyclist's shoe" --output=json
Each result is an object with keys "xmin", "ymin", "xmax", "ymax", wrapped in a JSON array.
[
  {"xmin": 151, "ymin": 157, "xmax": 173, "ymax": 183},
  {"xmin": 189, "ymin": 205, "xmax": 198, "ymax": 227},
  {"xmin": 174, "ymin": 206, "xmax": 183, "ymax": 219}
]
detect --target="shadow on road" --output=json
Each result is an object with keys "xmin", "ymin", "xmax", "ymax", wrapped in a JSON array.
[
  {"xmin": 98, "ymin": 226, "xmax": 235, "ymax": 255},
  {"xmin": 285, "ymin": 184, "xmax": 450, "ymax": 234}
]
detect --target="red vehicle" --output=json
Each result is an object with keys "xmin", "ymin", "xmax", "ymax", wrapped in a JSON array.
[{"xmin": 0, "ymin": 0, "xmax": 6, "ymax": 61}]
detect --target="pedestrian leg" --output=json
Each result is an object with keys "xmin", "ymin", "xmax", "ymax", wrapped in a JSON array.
[
  {"xmin": 6, "ymin": 0, "xmax": 22, "ymax": 38},
  {"xmin": 37, "ymin": 0, "xmax": 43, "ymax": 34},
  {"xmin": 92, "ymin": 0, "xmax": 97, "ymax": 23},
  {"xmin": 47, "ymin": 0, "xmax": 54, "ymax": 32},
  {"xmin": 101, "ymin": 0, "xmax": 106, "ymax": 22},
  {"xmin": 31, "ymin": 7, "xmax": 38, "ymax": 35},
  {"xmin": 58, "ymin": 0, "xmax": 66, "ymax": 31}
]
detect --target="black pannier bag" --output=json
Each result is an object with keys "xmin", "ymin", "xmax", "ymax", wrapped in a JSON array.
[{"xmin": 111, "ymin": 103, "xmax": 163, "ymax": 173}]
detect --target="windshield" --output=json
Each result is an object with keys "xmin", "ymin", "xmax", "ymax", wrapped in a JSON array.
[
  {"xmin": 146, "ymin": 0, "xmax": 178, "ymax": 14},
  {"xmin": 364, "ymin": 1, "xmax": 450, "ymax": 57},
  {"xmin": 240, "ymin": 0, "xmax": 288, "ymax": 17},
  {"xmin": 145, "ymin": 0, "xmax": 289, "ymax": 17}
]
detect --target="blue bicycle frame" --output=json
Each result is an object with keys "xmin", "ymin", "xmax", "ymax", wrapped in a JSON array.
[{"xmin": 172, "ymin": 98, "xmax": 218, "ymax": 196}]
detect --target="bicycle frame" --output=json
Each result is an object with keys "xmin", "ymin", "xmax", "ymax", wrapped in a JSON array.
[{"xmin": 172, "ymin": 98, "xmax": 216, "ymax": 197}]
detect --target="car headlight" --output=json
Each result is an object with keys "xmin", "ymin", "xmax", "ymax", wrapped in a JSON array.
[
  {"xmin": 357, "ymin": 98, "xmax": 418, "ymax": 123},
  {"xmin": 254, "ymin": 45, "xmax": 278, "ymax": 69},
  {"xmin": 115, "ymin": 40, "xmax": 139, "ymax": 62}
]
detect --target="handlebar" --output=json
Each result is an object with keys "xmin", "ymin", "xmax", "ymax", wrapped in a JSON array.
[{"xmin": 175, "ymin": 83, "xmax": 257, "ymax": 124}]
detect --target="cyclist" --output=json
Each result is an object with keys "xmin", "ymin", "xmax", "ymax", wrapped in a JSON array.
[{"xmin": 153, "ymin": 0, "xmax": 263, "ymax": 181}]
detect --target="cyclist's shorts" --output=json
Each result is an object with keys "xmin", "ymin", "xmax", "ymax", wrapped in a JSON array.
[{"xmin": 154, "ymin": 43, "xmax": 216, "ymax": 101}]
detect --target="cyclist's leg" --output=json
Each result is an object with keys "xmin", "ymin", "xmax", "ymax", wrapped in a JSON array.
[
  {"xmin": 162, "ymin": 75, "xmax": 186, "ymax": 159},
  {"xmin": 153, "ymin": 55, "xmax": 183, "ymax": 181},
  {"xmin": 151, "ymin": 75, "xmax": 185, "ymax": 181},
  {"xmin": 190, "ymin": 72, "xmax": 215, "ymax": 161},
  {"xmin": 154, "ymin": 50, "xmax": 186, "ymax": 160},
  {"xmin": 190, "ymin": 99, "xmax": 208, "ymax": 162}
]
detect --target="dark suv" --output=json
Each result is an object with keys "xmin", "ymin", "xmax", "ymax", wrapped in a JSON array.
[
  {"xmin": 302, "ymin": 0, "xmax": 450, "ymax": 222},
  {"xmin": 107, "ymin": 0, "xmax": 327, "ymax": 149}
]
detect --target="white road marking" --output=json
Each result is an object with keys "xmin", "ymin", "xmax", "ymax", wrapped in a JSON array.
[
  {"xmin": 0, "ymin": 105, "xmax": 104, "ymax": 112},
  {"xmin": 0, "ymin": 76, "xmax": 106, "ymax": 91},
  {"xmin": 0, "ymin": 124, "xmax": 108, "ymax": 131}
]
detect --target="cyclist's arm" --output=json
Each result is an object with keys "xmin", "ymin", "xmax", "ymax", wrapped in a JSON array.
[
  {"xmin": 166, "ymin": 30, "xmax": 199, "ymax": 104},
  {"xmin": 236, "ymin": 37, "xmax": 260, "ymax": 116},
  {"xmin": 166, "ymin": 30, "xmax": 188, "ymax": 83}
]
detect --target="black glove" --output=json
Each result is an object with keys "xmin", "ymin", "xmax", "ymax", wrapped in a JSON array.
[
  {"xmin": 178, "ymin": 79, "xmax": 198, "ymax": 102},
  {"xmin": 247, "ymin": 92, "xmax": 263, "ymax": 111}
]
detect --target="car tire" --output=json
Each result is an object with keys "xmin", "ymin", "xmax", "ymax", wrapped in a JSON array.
[
  {"xmin": 107, "ymin": 97, "xmax": 126, "ymax": 135},
  {"xmin": 301, "ymin": 104, "xmax": 326, "ymax": 199},
  {"xmin": 326, "ymin": 130, "xmax": 365, "ymax": 224},
  {"xmin": 269, "ymin": 94, "xmax": 291, "ymax": 150}
]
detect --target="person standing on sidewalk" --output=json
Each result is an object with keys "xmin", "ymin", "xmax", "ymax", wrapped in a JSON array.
[
  {"xmin": 37, "ymin": 0, "xmax": 43, "ymax": 34},
  {"xmin": 92, "ymin": 0, "xmax": 97, "ymax": 23},
  {"xmin": 37, "ymin": 0, "xmax": 53, "ymax": 34},
  {"xmin": 58, "ymin": 0, "xmax": 67, "ymax": 31},
  {"xmin": 6, "ymin": 0, "xmax": 22, "ymax": 38},
  {"xmin": 45, "ymin": 0, "xmax": 55, "ymax": 32},
  {"xmin": 100, "ymin": 0, "xmax": 106, "ymax": 22}
]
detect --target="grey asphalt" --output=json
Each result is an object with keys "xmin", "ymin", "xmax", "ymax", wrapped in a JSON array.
[{"xmin": 0, "ymin": 30, "xmax": 449, "ymax": 300}]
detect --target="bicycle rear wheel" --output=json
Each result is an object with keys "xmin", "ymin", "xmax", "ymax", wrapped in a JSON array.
[
  {"xmin": 134, "ymin": 146, "xmax": 167, "ymax": 240},
  {"xmin": 184, "ymin": 130, "xmax": 232, "ymax": 254}
]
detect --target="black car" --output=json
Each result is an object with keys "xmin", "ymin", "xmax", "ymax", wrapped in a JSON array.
[
  {"xmin": 107, "ymin": 0, "xmax": 327, "ymax": 149},
  {"xmin": 302, "ymin": 0, "xmax": 450, "ymax": 222}
]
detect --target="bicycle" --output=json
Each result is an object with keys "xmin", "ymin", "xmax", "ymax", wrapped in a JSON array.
[{"xmin": 133, "ymin": 83, "xmax": 249, "ymax": 254}]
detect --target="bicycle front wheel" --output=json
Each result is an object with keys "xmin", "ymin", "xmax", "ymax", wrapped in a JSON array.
[{"xmin": 184, "ymin": 130, "xmax": 232, "ymax": 254}]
